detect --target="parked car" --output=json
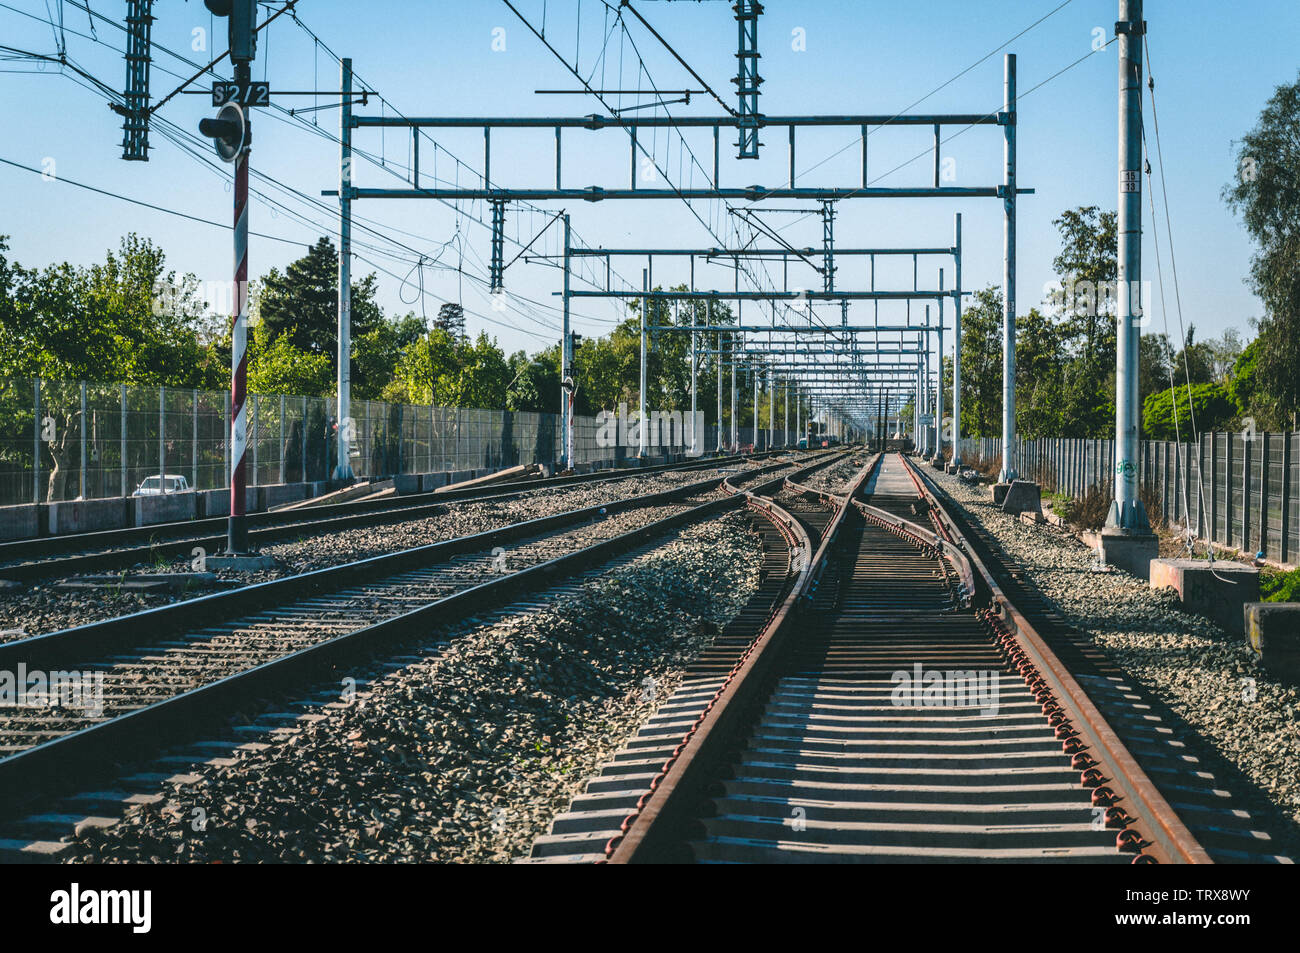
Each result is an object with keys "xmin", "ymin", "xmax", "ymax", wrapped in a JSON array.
[{"xmin": 133, "ymin": 474, "xmax": 190, "ymax": 496}]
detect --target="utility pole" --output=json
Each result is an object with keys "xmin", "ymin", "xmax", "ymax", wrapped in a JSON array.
[
  {"xmin": 951, "ymin": 213, "xmax": 963, "ymax": 468},
  {"xmin": 716, "ymin": 330, "xmax": 724, "ymax": 452},
  {"xmin": 335, "ymin": 56, "xmax": 354, "ymax": 482},
  {"xmin": 730, "ymin": 335, "xmax": 738, "ymax": 450},
  {"xmin": 752, "ymin": 365, "xmax": 758, "ymax": 450},
  {"xmin": 1103, "ymin": 0, "xmax": 1155, "ymax": 573},
  {"xmin": 783, "ymin": 379, "xmax": 789, "ymax": 448},
  {"xmin": 934, "ymin": 277, "xmax": 944, "ymax": 465},
  {"xmin": 561, "ymin": 214, "xmax": 574, "ymax": 469},
  {"xmin": 999, "ymin": 53, "xmax": 1018, "ymax": 485},
  {"xmin": 759, "ymin": 369, "xmax": 769, "ymax": 449},
  {"xmin": 196, "ymin": 0, "xmax": 258, "ymax": 555},
  {"xmin": 688, "ymin": 302, "xmax": 698, "ymax": 456},
  {"xmin": 639, "ymin": 268, "xmax": 648, "ymax": 458}
]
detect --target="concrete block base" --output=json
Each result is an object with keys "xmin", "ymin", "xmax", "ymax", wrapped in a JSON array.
[
  {"xmin": 1001, "ymin": 480, "xmax": 1042, "ymax": 517},
  {"xmin": 991, "ymin": 483, "xmax": 1010, "ymax": 506},
  {"xmin": 1244, "ymin": 603, "xmax": 1300, "ymax": 682},
  {"xmin": 1151, "ymin": 558, "xmax": 1260, "ymax": 635},
  {"xmin": 205, "ymin": 554, "xmax": 277, "ymax": 572},
  {"xmin": 1098, "ymin": 531, "xmax": 1159, "ymax": 581},
  {"xmin": 946, "ymin": 465, "xmax": 959, "ymax": 475}
]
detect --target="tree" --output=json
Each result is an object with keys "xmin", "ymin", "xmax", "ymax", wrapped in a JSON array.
[
  {"xmin": 0, "ymin": 234, "xmax": 222, "ymax": 500},
  {"xmin": 247, "ymin": 321, "xmax": 333, "ymax": 397},
  {"xmin": 1225, "ymin": 71, "xmax": 1300, "ymax": 428},
  {"xmin": 506, "ymin": 348, "xmax": 560, "ymax": 413},
  {"xmin": 1143, "ymin": 382, "xmax": 1237, "ymax": 439},
  {"xmin": 957, "ymin": 287, "xmax": 1005, "ymax": 438},
  {"xmin": 432, "ymin": 302, "xmax": 466, "ymax": 338},
  {"xmin": 256, "ymin": 236, "xmax": 385, "ymax": 379}
]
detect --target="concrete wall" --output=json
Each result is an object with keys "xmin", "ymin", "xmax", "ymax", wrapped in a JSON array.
[
  {"xmin": 0, "ymin": 504, "xmax": 41, "ymax": 542},
  {"xmin": 48, "ymin": 498, "xmax": 131, "ymax": 535},
  {"xmin": 134, "ymin": 492, "xmax": 197, "ymax": 527}
]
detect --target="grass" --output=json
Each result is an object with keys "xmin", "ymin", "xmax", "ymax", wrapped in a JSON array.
[{"xmin": 1261, "ymin": 567, "xmax": 1300, "ymax": 602}]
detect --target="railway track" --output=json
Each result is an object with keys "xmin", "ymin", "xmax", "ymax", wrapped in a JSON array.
[
  {"xmin": 0, "ymin": 451, "xmax": 781, "ymax": 585},
  {"xmin": 528, "ymin": 453, "xmax": 1217, "ymax": 864},
  {"xmin": 0, "ymin": 451, "xmax": 845, "ymax": 843}
]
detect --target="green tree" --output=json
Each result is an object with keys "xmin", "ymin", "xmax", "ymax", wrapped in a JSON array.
[
  {"xmin": 957, "ymin": 287, "xmax": 1004, "ymax": 438},
  {"xmin": 1225, "ymin": 71, "xmax": 1300, "ymax": 428},
  {"xmin": 257, "ymin": 236, "xmax": 385, "ymax": 381},
  {"xmin": 247, "ymin": 321, "xmax": 333, "ymax": 397},
  {"xmin": 0, "ymin": 234, "xmax": 222, "ymax": 499},
  {"xmin": 1143, "ymin": 382, "xmax": 1238, "ymax": 439}
]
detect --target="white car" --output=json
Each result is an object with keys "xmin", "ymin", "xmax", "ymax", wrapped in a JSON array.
[{"xmin": 133, "ymin": 474, "xmax": 190, "ymax": 496}]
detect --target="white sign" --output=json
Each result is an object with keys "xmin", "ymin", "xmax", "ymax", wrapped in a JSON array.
[{"xmin": 1120, "ymin": 170, "xmax": 1140, "ymax": 193}]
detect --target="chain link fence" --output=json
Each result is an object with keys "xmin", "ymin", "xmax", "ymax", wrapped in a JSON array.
[{"xmin": 0, "ymin": 378, "xmax": 768, "ymax": 508}]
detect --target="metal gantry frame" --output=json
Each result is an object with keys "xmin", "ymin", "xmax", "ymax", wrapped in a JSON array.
[{"xmin": 333, "ymin": 56, "xmax": 1027, "ymax": 468}]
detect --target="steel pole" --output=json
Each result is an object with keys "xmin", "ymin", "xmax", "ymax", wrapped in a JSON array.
[
  {"xmin": 689, "ymin": 305, "xmax": 699, "ymax": 456},
  {"xmin": 226, "ymin": 74, "xmax": 251, "ymax": 554},
  {"xmin": 1108, "ymin": 0, "xmax": 1150, "ymax": 532},
  {"xmin": 639, "ymin": 268, "xmax": 648, "ymax": 458},
  {"xmin": 935, "ymin": 272, "xmax": 945, "ymax": 463},
  {"xmin": 730, "ymin": 335, "xmax": 737, "ymax": 449},
  {"xmin": 334, "ymin": 57, "xmax": 354, "ymax": 481},
  {"xmin": 952, "ymin": 213, "xmax": 963, "ymax": 467},
  {"xmin": 562, "ymin": 214, "xmax": 573, "ymax": 469},
  {"xmin": 716, "ymin": 330, "xmax": 724, "ymax": 452},
  {"xmin": 999, "ymin": 53, "xmax": 1018, "ymax": 484}
]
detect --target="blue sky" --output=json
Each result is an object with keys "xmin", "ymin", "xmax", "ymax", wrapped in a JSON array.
[{"xmin": 2, "ymin": 0, "xmax": 1296, "ymax": 361}]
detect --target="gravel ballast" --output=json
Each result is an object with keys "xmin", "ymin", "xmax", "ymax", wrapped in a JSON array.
[
  {"xmin": 929, "ymin": 467, "xmax": 1300, "ymax": 838},
  {"xmin": 0, "ymin": 463, "xmax": 760, "ymax": 639},
  {"xmin": 63, "ymin": 510, "xmax": 764, "ymax": 863}
]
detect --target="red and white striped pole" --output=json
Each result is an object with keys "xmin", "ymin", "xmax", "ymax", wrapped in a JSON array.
[{"xmin": 227, "ymin": 112, "xmax": 250, "ymax": 553}]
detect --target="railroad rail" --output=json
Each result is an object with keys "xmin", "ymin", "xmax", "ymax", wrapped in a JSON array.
[
  {"xmin": 0, "ymin": 451, "xmax": 846, "ymax": 833},
  {"xmin": 0, "ymin": 451, "xmax": 786, "ymax": 584},
  {"xmin": 527, "ymin": 453, "xmax": 1215, "ymax": 863}
]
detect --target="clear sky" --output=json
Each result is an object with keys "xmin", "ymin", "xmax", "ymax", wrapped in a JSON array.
[{"xmin": 2, "ymin": 0, "xmax": 1296, "ymax": 365}]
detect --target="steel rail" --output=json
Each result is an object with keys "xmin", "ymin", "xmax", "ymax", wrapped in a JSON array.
[
  {"xmin": 0, "ymin": 452, "xmax": 785, "ymax": 583},
  {"xmin": 898, "ymin": 455, "xmax": 1212, "ymax": 865},
  {"xmin": 0, "ymin": 453, "xmax": 844, "ymax": 821},
  {"xmin": 606, "ymin": 454, "xmax": 880, "ymax": 861}
]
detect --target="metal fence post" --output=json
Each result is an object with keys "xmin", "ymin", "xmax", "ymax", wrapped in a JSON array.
[
  {"xmin": 1209, "ymin": 433, "xmax": 1218, "ymax": 544},
  {"xmin": 120, "ymin": 383, "xmax": 128, "ymax": 498},
  {"xmin": 279, "ymin": 394, "xmax": 287, "ymax": 485},
  {"xmin": 251, "ymin": 393, "xmax": 260, "ymax": 486},
  {"xmin": 80, "ymin": 380, "xmax": 87, "ymax": 501},
  {"xmin": 224, "ymin": 390, "xmax": 231, "ymax": 486},
  {"xmin": 1259, "ymin": 433, "xmax": 1270, "ymax": 558},
  {"xmin": 302, "ymin": 396, "xmax": 309, "ymax": 483},
  {"xmin": 1283, "ymin": 433, "xmax": 1293, "ymax": 564},
  {"xmin": 33, "ymin": 378, "xmax": 41, "ymax": 504},
  {"xmin": 192, "ymin": 388, "xmax": 199, "ymax": 490},
  {"xmin": 1242, "ymin": 434, "xmax": 1252, "ymax": 553},
  {"xmin": 158, "ymin": 385, "xmax": 165, "ymax": 486}
]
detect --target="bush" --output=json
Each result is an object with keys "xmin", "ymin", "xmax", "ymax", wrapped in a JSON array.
[
  {"xmin": 1143, "ymin": 382, "xmax": 1237, "ymax": 439},
  {"xmin": 1261, "ymin": 567, "xmax": 1300, "ymax": 603}
]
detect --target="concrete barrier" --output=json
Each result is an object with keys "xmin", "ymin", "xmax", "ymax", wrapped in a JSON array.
[
  {"xmin": 134, "ymin": 492, "xmax": 197, "ymax": 527},
  {"xmin": 49, "ymin": 498, "xmax": 130, "ymax": 535},
  {"xmin": 1244, "ymin": 603, "xmax": 1300, "ymax": 682},
  {"xmin": 394, "ymin": 474, "xmax": 423, "ymax": 495},
  {"xmin": 255, "ymin": 483, "xmax": 309, "ymax": 510},
  {"xmin": 421, "ymin": 473, "xmax": 449, "ymax": 492},
  {"xmin": 0, "ymin": 504, "xmax": 40, "ymax": 542},
  {"xmin": 1151, "ymin": 558, "xmax": 1259, "ymax": 635},
  {"xmin": 197, "ymin": 487, "xmax": 256, "ymax": 519}
]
